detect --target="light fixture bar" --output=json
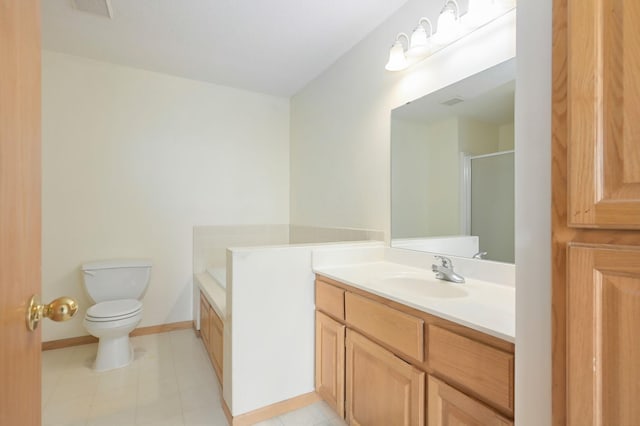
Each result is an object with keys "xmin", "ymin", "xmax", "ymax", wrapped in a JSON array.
[{"xmin": 385, "ymin": 0, "xmax": 516, "ymax": 72}]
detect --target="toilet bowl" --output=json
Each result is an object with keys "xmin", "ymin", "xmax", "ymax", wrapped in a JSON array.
[
  {"xmin": 81, "ymin": 259, "xmax": 152, "ymax": 372},
  {"xmin": 84, "ymin": 299, "xmax": 143, "ymax": 371}
]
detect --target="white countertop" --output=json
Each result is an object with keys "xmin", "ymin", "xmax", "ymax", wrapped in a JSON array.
[{"xmin": 313, "ymin": 261, "xmax": 515, "ymax": 343}]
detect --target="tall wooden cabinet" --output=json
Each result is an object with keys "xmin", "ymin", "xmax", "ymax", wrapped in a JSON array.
[
  {"xmin": 553, "ymin": 0, "xmax": 640, "ymax": 424},
  {"xmin": 566, "ymin": 0, "xmax": 640, "ymax": 228},
  {"xmin": 566, "ymin": 245, "xmax": 640, "ymax": 425}
]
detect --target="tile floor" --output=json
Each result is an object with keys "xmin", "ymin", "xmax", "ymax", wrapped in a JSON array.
[{"xmin": 42, "ymin": 329, "xmax": 346, "ymax": 426}]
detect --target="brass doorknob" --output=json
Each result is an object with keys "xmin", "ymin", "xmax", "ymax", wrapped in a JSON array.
[{"xmin": 26, "ymin": 295, "xmax": 78, "ymax": 331}]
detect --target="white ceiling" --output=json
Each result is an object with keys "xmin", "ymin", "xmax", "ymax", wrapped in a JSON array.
[{"xmin": 42, "ymin": 0, "xmax": 409, "ymax": 96}]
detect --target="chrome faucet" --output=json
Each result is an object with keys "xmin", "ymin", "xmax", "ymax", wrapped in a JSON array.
[
  {"xmin": 472, "ymin": 251, "xmax": 488, "ymax": 259},
  {"xmin": 432, "ymin": 256, "xmax": 465, "ymax": 283}
]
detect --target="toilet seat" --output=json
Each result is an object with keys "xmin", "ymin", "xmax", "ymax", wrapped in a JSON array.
[{"xmin": 86, "ymin": 299, "xmax": 142, "ymax": 322}]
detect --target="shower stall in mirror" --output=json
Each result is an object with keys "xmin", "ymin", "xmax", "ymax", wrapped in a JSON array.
[{"xmin": 461, "ymin": 151, "xmax": 514, "ymax": 263}]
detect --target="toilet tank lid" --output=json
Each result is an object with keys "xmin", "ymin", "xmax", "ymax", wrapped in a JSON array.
[{"xmin": 82, "ymin": 259, "xmax": 152, "ymax": 271}]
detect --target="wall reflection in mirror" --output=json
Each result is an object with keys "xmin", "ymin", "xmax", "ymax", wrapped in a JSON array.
[{"xmin": 391, "ymin": 59, "xmax": 515, "ymax": 263}]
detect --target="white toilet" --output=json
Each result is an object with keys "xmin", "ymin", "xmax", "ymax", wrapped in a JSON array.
[{"xmin": 81, "ymin": 259, "xmax": 152, "ymax": 371}]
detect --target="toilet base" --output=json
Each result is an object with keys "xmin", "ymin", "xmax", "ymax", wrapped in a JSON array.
[
  {"xmin": 94, "ymin": 334, "xmax": 134, "ymax": 372},
  {"xmin": 84, "ymin": 308, "xmax": 142, "ymax": 372}
]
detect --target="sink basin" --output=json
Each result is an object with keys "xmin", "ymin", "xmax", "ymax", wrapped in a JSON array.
[{"xmin": 372, "ymin": 275, "xmax": 468, "ymax": 299}]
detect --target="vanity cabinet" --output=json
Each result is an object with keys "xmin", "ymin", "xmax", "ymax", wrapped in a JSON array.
[
  {"xmin": 314, "ymin": 276, "xmax": 515, "ymax": 425},
  {"xmin": 199, "ymin": 293, "xmax": 223, "ymax": 383}
]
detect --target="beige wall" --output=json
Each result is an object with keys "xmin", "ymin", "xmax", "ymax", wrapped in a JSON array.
[
  {"xmin": 459, "ymin": 118, "xmax": 501, "ymax": 155},
  {"xmin": 392, "ymin": 116, "xmax": 513, "ymax": 240},
  {"xmin": 42, "ymin": 51, "xmax": 290, "ymax": 341},
  {"xmin": 390, "ymin": 118, "xmax": 431, "ymax": 237},
  {"xmin": 499, "ymin": 122, "xmax": 515, "ymax": 150}
]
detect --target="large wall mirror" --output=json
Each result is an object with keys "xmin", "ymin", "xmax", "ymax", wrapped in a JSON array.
[{"xmin": 391, "ymin": 58, "xmax": 515, "ymax": 263}]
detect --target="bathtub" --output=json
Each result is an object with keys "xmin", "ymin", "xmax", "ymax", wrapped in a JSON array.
[{"xmin": 195, "ymin": 266, "xmax": 226, "ymax": 318}]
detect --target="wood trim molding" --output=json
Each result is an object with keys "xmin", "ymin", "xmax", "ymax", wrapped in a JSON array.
[
  {"xmin": 551, "ymin": 1, "xmax": 569, "ymax": 422},
  {"xmin": 42, "ymin": 320, "xmax": 193, "ymax": 351},
  {"xmin": 130, "ymin": 320, "xmax": 192, "ymax": 337},
  {"xmin": 222, "ymin": 399, "xmax": 233, "ymax": 425},
  {"xmin": 42, "ymin": 335, "xmax": 98, "ymax": 351},
  {"xmin": 226, "ymin": 392, "xmax": 321, "ymax": 426}
]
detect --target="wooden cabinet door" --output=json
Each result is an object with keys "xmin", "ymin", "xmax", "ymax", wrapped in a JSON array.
[
  {"xmin": 315, "ymin": 311, "xmax": 345, "ymax": 417},
  {"xmin": 427, "ymin": 376, "xmax": 512, "ymax": 426},
  {"xmin": 566, "ymin": 244, "xmax": 640, "ymax": 425},
  {"xmin": 210, "ymin": 308, "xmax": 223, "ymax": 383},
  {"xmin": 567, "ymin": 0, "xmax": 640, "ymax": 228},
  {"xmin": 199, "ymin": 294, "xmax": 210, "ymax": 347},
  {"xmin": 346, "ymin": 330, "xmax": 424, "ymax": 426}
]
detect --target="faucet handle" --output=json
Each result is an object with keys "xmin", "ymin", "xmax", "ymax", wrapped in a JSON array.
[
  {"xmin": 472, "ymin": 251, "xmax": 488, "ymax": 259},
  {"xmin": 434, "ymin": 255, "xmax": 453, "ymax": 268}
]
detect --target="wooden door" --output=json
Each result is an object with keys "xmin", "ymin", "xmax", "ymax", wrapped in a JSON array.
[
  {"xmin": 427, "ymin": 376, "xmax": 512, "ymax": 426},
  {"xmin": 566, "ymin": 245, "xmax": 640, "ymax": 425},
  {"xmin": 0, "ymin": 1, "xmax": 42, "ymax": 425},
  {"xmin": 346, "ymin": 329, "xmax": 424, "ymax": 426},
  {"xmin": 566, "ymin": 0, "xmax": 640, "ymax": 228},
  {"xmin": 315, "ymin": 311, "xmax": 345, "ymax": 417}
]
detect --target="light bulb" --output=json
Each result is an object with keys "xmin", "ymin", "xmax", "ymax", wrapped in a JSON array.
[
  {"xmin": 385, "ymin": 40, "xmax": 408, "ymax": 71},
  {"xmin": 464, "ymin": 0, "xmax": 498, "ymax": 29},
  {"xmin": 407, "ymin": 18, "xmax": 432, "ymax": 58},
  {"xmin": 434, "ymin": 1, "xmax": 461, "ymax": 46}
]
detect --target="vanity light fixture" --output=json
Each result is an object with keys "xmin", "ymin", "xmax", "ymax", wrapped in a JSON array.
[
  {"xmin": 433, "ymin": 0, "xmax": 461, "ymax": 46},
  {"xmin": 385, "ymin": 0, "xmax": 516, "ymax": 72}
]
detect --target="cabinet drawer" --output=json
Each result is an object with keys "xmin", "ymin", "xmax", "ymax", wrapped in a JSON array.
[
  {"xmin": 428, "ymin": 375, "xmax": 513, "ymax": 426},
  {"xmin": 316, "ymin": 280, "xmax": 345, "ymax": 320},
  {"xmin": 345, "ymin": 292, "xmax": 424, "ymax": 362},
  {"xmin": 428, "ymin": 325, "xmax": 513, "ymax": 415}
]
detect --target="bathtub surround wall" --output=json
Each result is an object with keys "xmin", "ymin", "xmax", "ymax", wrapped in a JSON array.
[
  {"xmin": 193, "ymin": 225, "xmax": 291, "ymax": 273},
  {"xmin": 192, "ymin": 224, "xmax": 384, "ymax": 274},
  {"xmin": 288, "ymin": 225, "xmax": 385, "ymax": 244},
  {"xmin": 42, "ymin": 51, "xmax": 290, "ymax": 342},
  {"xmin": 290, "ymin": 0, "xmax": 552, "ymax": 423}
]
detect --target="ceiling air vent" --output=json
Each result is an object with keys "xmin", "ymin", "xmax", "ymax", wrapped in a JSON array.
[
  {"xmin": 440, "ymin": 96, "xmax": 465, "ymax": 106},
  {"xmin": 71, "ymin": 0, "xmax": 113, "ymax": 19}
]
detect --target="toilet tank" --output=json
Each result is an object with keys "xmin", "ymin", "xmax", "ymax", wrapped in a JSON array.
[{"xmin": 81, "ymin": 259, "xmax": 152, "ymax": 303}]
